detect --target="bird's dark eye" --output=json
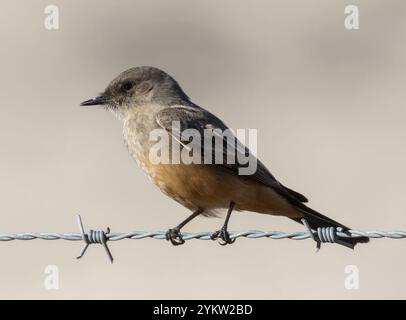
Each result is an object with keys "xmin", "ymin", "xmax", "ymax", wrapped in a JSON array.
[{"xmin": 122, "ymin": 81, "xmax": 134, "ymax": 92}]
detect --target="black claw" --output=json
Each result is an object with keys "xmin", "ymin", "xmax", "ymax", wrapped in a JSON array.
[
  {"xmin": 211, "ymin": 228, "xmax": 236, "ymax": 245},
  {"xmin": 165, "ymin": 228, "xmax": 185, "ymax": 246}
]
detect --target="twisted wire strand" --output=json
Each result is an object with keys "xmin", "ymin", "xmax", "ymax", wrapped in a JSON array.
[
  {"xmin": 1, "ymin": 215, "xmax": 405, "ymax": 263},
  {"xmin": 1, "ymin": 230, "xmax": 406, "ymax": 242}
]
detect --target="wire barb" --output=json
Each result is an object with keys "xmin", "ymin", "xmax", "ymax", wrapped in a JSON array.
[
  {"xmin": 301, "ymin": 218, "xmax": 322, "ymax": 252},
  {"xmin": 76, "ymin": 214, "xmax": 114, "ymax": 263},
  {"xmin": 300, "ymin": 218, "xmax": 354, "ymax": 251}
]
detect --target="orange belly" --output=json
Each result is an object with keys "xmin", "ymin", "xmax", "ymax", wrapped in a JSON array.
[{"xmin": 144, "ymin": 162, "xmax": 301, "ymax": 218}]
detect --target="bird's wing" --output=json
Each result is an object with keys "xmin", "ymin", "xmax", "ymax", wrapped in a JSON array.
[{"xmin": 155, "ymin": 105, "xmax": 308, "ymax": 204}]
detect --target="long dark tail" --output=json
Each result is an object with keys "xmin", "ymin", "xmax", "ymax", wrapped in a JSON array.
[{"xmin": 291, "ymin": 203, "xmax": 369, "ymax": 249}]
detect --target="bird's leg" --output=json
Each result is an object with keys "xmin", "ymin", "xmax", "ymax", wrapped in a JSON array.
[
  {"xmin": 211, "ymin": 201, "xmax": 236, "ymax": 245},
  {"xmin": 166, "ymin": 209, "xmax": 203, "ymax": 246}
]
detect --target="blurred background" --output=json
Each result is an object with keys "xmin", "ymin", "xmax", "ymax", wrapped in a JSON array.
[{"xmin": 0, "ymin": 0, "xmax": 405, "ymax": 299}]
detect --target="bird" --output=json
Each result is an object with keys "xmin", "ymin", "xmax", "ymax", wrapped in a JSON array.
[{"xmin": 80, "ymin": 66, "xmax": 369, "ymax": 249}]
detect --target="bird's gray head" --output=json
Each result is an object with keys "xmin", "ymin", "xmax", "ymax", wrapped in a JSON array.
[{"xmin": 80, "ymin": 66, "xmax": 190, "ymax": 116}]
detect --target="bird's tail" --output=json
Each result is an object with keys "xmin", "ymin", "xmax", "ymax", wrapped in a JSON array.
[{"xmin": 291, "ymin": 203, "xmax": 369, "ymax": 249}]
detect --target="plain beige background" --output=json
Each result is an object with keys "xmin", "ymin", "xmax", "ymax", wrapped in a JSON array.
[{"xmin": 0, "ymin": 0, "xmax": 405, "ymax": 299}]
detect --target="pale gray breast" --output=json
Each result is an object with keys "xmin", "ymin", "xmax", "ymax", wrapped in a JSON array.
[{"xmin": 122, "ymin": 104, "xmax": 166, "ymax": 176}]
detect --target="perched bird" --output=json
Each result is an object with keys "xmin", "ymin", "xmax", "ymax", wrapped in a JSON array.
[{"xmin": 80, "ymin": 66, "xmax": 368, "ymax": 248}]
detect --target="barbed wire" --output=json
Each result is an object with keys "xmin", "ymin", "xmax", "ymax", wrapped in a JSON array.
[{"xmin": 0, "ymin": 215, "xmax": 405, "ymax": 263}]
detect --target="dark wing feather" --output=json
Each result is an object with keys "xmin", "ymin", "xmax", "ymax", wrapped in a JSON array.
[{"xmin": 155, "ymin": 105, "xmax": 308, "ymax": 204}]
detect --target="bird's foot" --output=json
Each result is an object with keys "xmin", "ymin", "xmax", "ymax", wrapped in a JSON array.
[
  {"xmin": 165, "ymin": 228, "xmax": 185, "ymax": 246},
  {"xmin": 211, "ymin": 228, "xmax": 236, "ymax": 245}
]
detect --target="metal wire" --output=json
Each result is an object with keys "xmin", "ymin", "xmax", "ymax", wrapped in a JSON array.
[
  {"xmin": 0, "ymin": 215, "xmax": 405, "ymax": 263},
  {"xmin": 2, "ymin": 229, "xmax": 406, "ymax": 241}
]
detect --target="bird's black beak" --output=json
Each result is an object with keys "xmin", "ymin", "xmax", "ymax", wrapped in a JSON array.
[{"xmin": 80, "ymin": 95, "xmax": 109, "ymax": 106}]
